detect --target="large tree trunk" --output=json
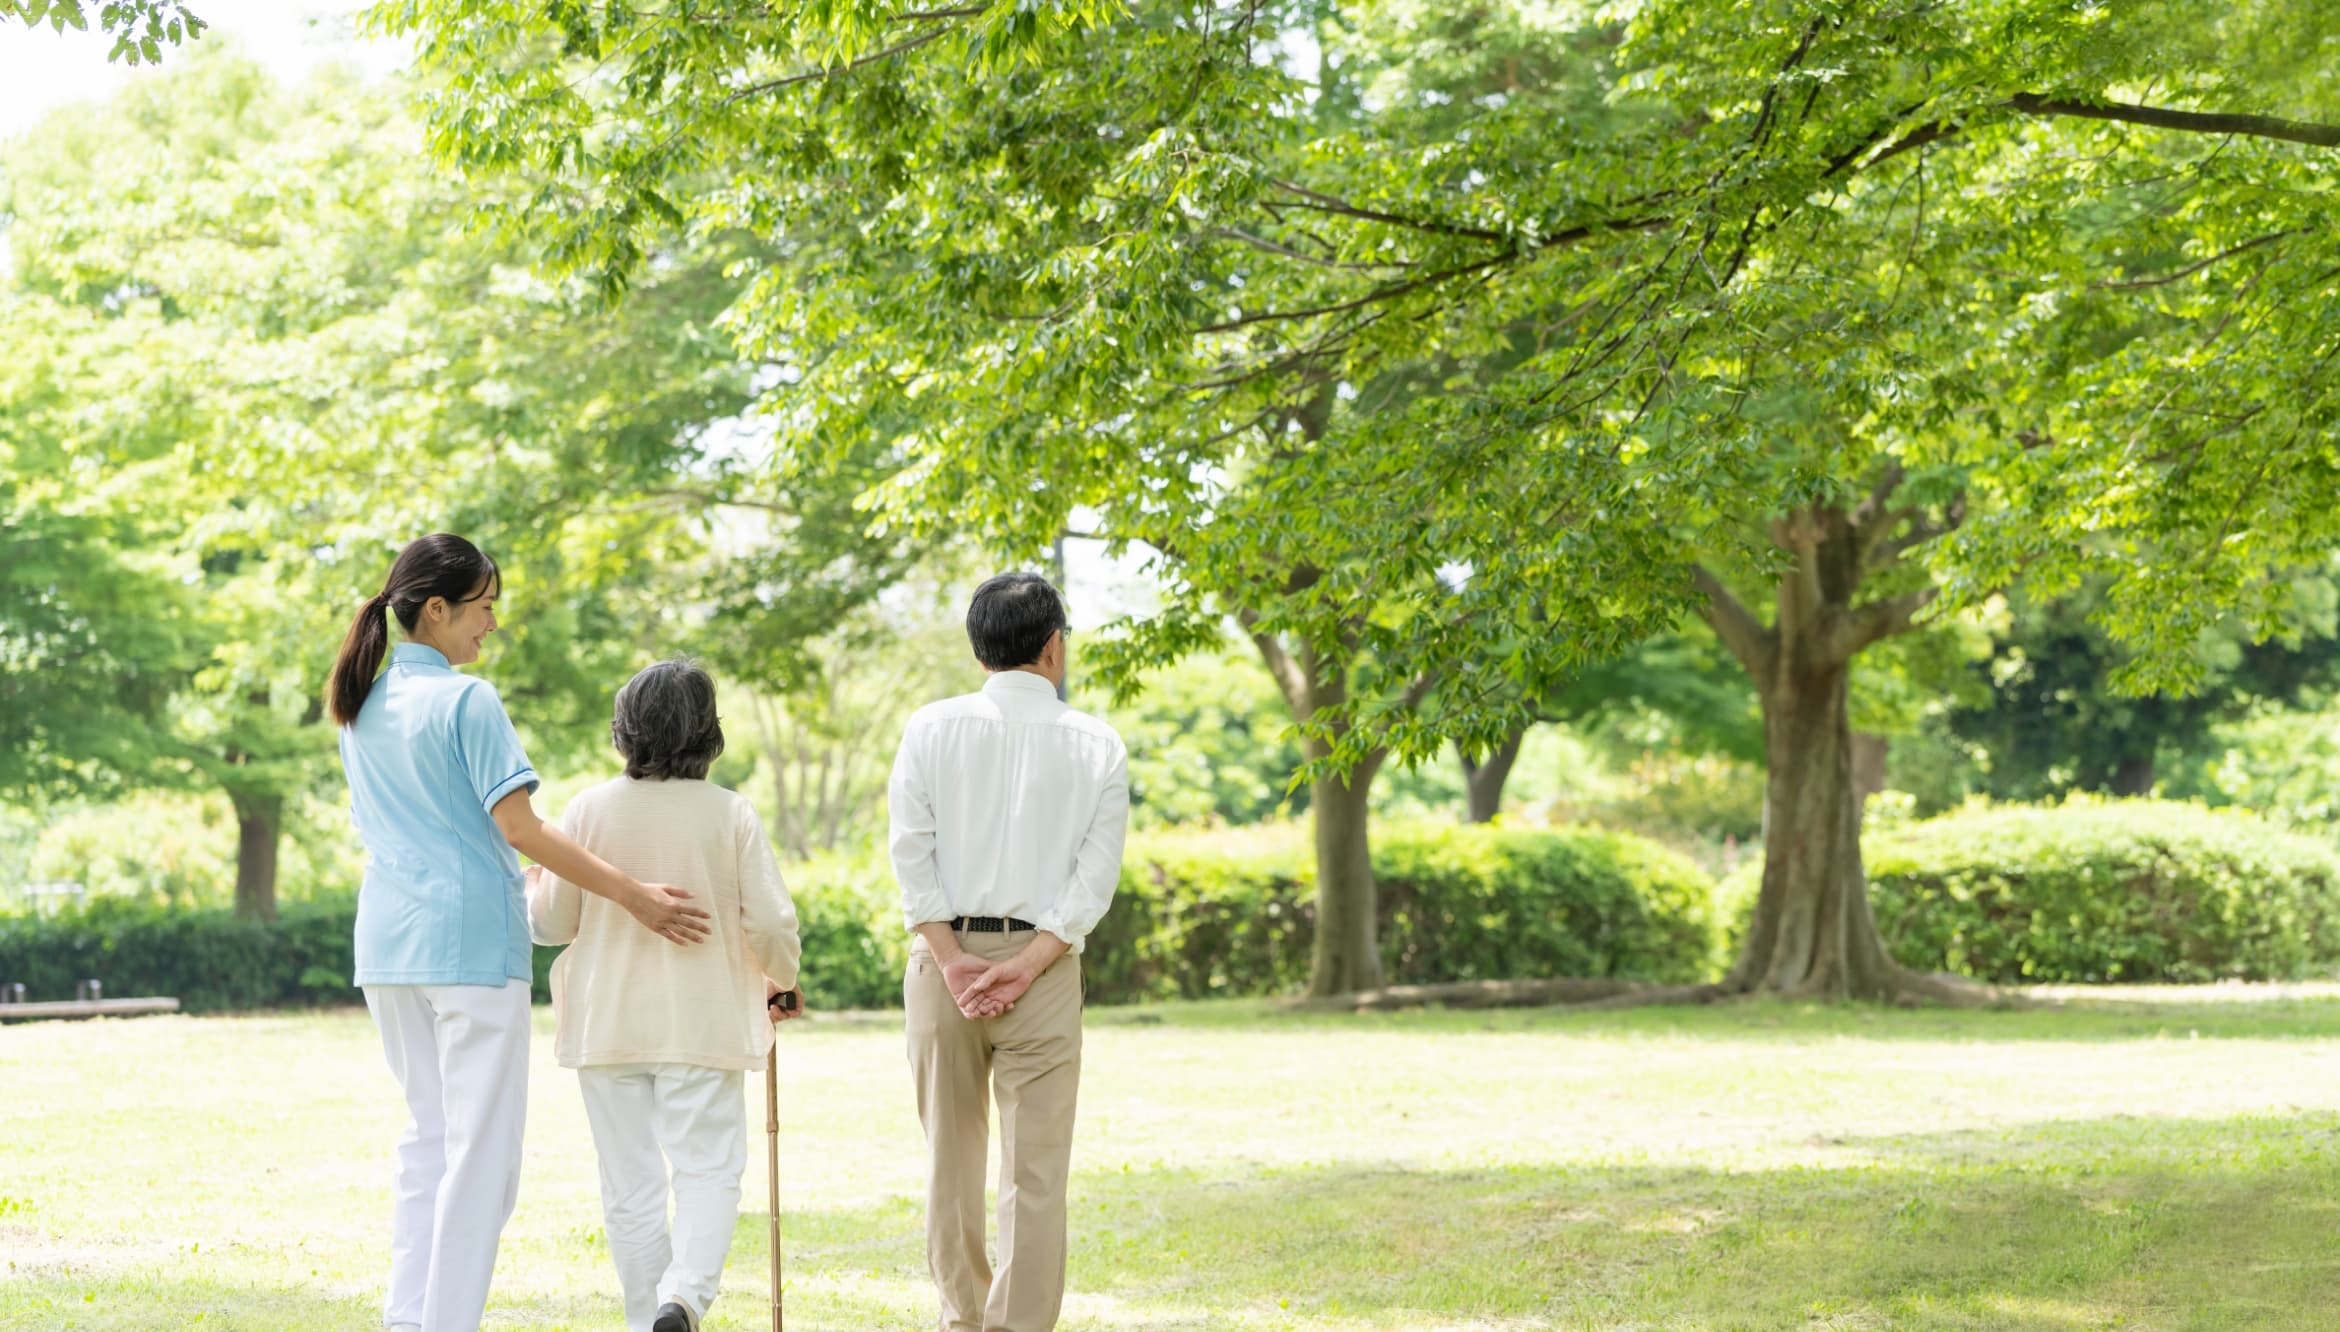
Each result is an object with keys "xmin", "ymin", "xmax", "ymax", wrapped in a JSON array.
[
  {"xmin": 1457, "ymin": 727, "xmax": 1526, "ymax": 824},
  {"xmin": 231, "ymin": 790, "xmax": 281, "ymax": 923},
  {"xmin": 1307, "ymin": 759, "xmax": 1383, "ymax": 995},
  {"xmin": 1728, "ymin": 660, "xmax": 1902, "ymax": 996},
  {"xmin": 1242, "ymin": 613, "xmax": 1392, "ymax": 997},
  {"xmin": 1694, "ymin": 482, "xmax": 1986, "ymax": 1006},
  {"xmin": 2110, "ymin": 753, "xmax": 2155, "ymax": 796}
]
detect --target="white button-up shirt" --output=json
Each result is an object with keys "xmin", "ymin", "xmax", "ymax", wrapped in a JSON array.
[{"xmin": 888, "ymin": 670, "xmax": 1130, "ymax": 952}]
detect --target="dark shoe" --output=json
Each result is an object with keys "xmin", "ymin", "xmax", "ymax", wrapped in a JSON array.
[{"xmin": 652, "ymin": 1302, "xmax": 696, "ymax": 1332}]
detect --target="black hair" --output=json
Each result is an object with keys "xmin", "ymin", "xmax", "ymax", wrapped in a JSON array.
[
  {"xmin": 965, "ymin": 572, "xmax": 1067, "ymax": 670},
  {"xmin": 327, "ymin": 534, "xmax": 500, "ymax": 726},
  {"xmin": 611, "ymin": 658, "xmax": 726, "ymax": 782}
]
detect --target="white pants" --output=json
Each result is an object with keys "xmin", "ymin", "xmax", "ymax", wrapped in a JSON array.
[
  {"xmin": 364, "ymin": 979, "xmax": 532, "ymax": 1332},
  {"xmin": 577, "ymin": 1064, "xmax": 749, "ymax": 1332}
]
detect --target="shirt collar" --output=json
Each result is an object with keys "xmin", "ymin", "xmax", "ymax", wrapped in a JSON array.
[
  {"xmin": 982, "ymin": 670, "xmax": 1058, "ymax": 698},
  {"xmin": 390, "ymin": 642, "xmax": 452, "ymax": 671}
]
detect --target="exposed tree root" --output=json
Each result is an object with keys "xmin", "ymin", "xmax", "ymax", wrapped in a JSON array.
[
  {"xmin": 1873, "ymin": 966, "xmax": 2018, "ymax": 1009},
  {"xmin": 1283, "ymin": 978, "xmax": 1652, "ymax": 1013},
  {"xmin": 1292, "ymin": 968, "xmax": 2018, "ymax": 1014}
]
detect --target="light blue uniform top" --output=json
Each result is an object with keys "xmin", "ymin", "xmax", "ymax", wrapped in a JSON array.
[{"xmin": 341, "ymin": 642, "xmax": 542, "ymax": 987}]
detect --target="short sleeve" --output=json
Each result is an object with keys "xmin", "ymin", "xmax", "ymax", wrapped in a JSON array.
[{"xmin": 454, "ymin": 683, "xmax": 540, "ymax": 814}]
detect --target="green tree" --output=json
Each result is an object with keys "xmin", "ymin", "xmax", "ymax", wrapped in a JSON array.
[
  {"xmin": 1455, "ymin": 628, "xmax": 1769, "ymax": 824},
  {"xmin": 375, "ymin": 0, "xmax": 1667, "ymax": 994},
  {"xmin": 380, "ymin": 0, "xmax": 2340, "ymax": 997},
  {"xmin": 1, "ymin": 0, "xmax": 203, "ymax": 64},
  {"xmin": 1116, "ymin": 647, "xmax": 1311, "ymax": 828},
  {"xmin": 725, "ymin": 559, "xmax": 983, "ymax": 860},
  {"xmin": 0, "ymin": 51, "xmax": 777, "ymax": 916},
  {"xmin": 1951, "ymin": 575, "xmax": 2340, "ymax": 801}
]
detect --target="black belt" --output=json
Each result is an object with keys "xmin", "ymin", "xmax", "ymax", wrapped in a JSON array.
[{"xmin": 952, "ymin": 915, "xmax": 1035, "ymax": 933}]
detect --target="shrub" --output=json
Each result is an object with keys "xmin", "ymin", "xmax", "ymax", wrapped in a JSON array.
[
  {"xmin": 1712, "ymin": 799, "xmax": 2340, "ymax": 985},
  {"xmin": 1089, "ymin": 821, "xmax": 1722, "ymax": 1001},
  {"xmin": 784, "ymin": 848, "xmax": 912, "ymax": 1010},
  {"xmin": 1870, "ymin": 799, "xmax": 2340, "ymax": 983},
  {"xmin": 1083, "ymin": 825, "xmax": 1317, "ymax": 1001},
  {"xmin": 0, "ymin": 897, "xmax": 359, "ymax": 1012},
  {"xmin": 2, "ymin": 822, "xmax": 1722, "ymax": 1011},
  {"xmin": 0, "ymin": 896, "xmax": 562, "ymax": 1013}
]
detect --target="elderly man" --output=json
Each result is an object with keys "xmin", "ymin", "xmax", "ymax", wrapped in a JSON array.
[{"xmin": 888, "ymin": 572, "xmax": 1130, "ymax": 1332}]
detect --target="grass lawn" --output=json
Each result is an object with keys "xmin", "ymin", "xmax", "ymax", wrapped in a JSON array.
[{"xmin": 8, "ymin": 987, "xmax": 2340, "ymax": 1330}]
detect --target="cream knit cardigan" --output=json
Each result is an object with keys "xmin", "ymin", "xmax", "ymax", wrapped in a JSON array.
[{"xmin": 527, "ymin": 776, "xmax": 802, "ymax": 1071}]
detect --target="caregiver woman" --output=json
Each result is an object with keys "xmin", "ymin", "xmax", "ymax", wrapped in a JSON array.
[{"xmin": 326, "ymin": 533, "xmax": 712, "ymax": 1332}]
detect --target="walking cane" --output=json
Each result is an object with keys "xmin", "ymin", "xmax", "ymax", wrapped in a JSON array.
[{"xmin": 767, "ymin": 989, "xmax": 797, "ymax": 1332}]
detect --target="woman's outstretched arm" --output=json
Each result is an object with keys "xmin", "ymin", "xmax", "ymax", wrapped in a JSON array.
[{"xmin": 492, "ymin": 789, "xmax": 712, "ymax": 945}]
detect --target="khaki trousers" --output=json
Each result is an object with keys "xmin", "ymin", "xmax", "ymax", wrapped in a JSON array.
[{"xmin": 905, "ymin": 929, "xmax": 1083, "ymax": 1332}]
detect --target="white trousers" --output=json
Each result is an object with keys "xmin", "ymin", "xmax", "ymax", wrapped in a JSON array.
[
  {"xmin": 364, "ymin": 979, "xmax": 532, "ymax": 1332},
  {"xmin": 577, "ymin": 1064, "xmax": 749, "ymax": 1332}
]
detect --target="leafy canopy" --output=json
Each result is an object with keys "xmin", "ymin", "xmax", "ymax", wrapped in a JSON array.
[{"xmin": 374, "ymin": 0, "xmax": 2340, "ymax": 761}]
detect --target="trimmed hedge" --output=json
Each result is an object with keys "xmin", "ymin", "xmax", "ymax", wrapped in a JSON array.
[
  {"xmin": 1717, "ymin": 799, "xmax": 2340, "ymax": 984},
  {"xmin": 790, "ymin": 822, "xmax": 1722, "ymax": 1006},
  {"xmin": 0, "ymin": 897, "xmax": 501, "ymax": 1013},
  {"xmin": 1090, "ymin": 822, "xmax": 1722, "ymax": 1000},
  {"xmin": 2, "ymin": 822, "xmax": 1721, "ymax": 1011}
]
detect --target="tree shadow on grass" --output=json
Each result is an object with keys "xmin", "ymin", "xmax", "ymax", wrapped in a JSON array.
[
  {"xmin": 659, "ymin": 1110, "xmax": 2340, "ymax": 1330},
  {"xmin": 1042, "ymin": 1109, "xmax": 2340, "ymax": 1331}
]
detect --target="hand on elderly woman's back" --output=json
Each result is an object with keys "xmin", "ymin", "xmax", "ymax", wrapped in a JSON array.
[{"xmin": 626, "ymin": 881, "xmax": 713, "ymax": 945}]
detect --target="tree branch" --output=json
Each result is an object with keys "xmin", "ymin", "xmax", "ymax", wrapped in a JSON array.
[
  {"xmin": 2093, "ymin": 228, "xmax": 2305, "ymax": 290},
  {"xmin": 1691, "ymin": 564, "xmax": 1774, "ymax": 679},
  {"xmin": 1197, "ymin": 254, "xmax": 1510, "ymax": 334},
  {"xmin": 2008, "ymin": 92, "xmax": 2340, "ymax": 148},
  {"xmin": 1238, "ymin": 608, "xmax": 1311, "ymax": 715},
  {"xmin": 1817, "ymin": 99, "xmax": 1948, "ymax": 179},
  {"xmin": 722, "ymin": 21, "xmax": 957, "ymax": 103},
  {"xmin": 1849, "ymin": 461, "xmax": 1908, "ymax": 530},
  {"xmin": 1397, "ymin": 670, "xmax": 1439, "ymax": 714},
  {"xmin": 1212, "ymin": 226, "xmax": 1415, "ymax": 271},
  {"xmin": 1746, "ymin": 18, "xmax": 1827, "ymax": 154},
  {"xmin": 1831, "ymin": 585, "xmax": 1940, "ymax": 660},
  {"xmin": 1265, "ymin": 178, "xmax": 1506, "ymax": 243},
  {"xmin": 1347, "ymin": 669, "xmax": 1441, "ymax": 795},
  {"xmin": 1773, "ymin": 511, "xmax": 1826, "ymax": 641}
]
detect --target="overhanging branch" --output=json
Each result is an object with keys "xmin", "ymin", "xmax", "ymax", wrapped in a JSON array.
[
  {"xmin": 1691, "ymin": 564, "xmax": 1775, "ymax": 681},
  {"xmin": 722, "ymin": 20, "xmax": 960, "ymax": 103},
  {"xmin": 2094, "ymin": 229, "xmax": 2306, "ymax": 290},
  {"xmin": 1197, "ymin": 254, "xmax": 1510, "ymax": 334},
  {"xmin": 2008, "ymin": 92, "xmax": 2340, "ymax": 148},
  {"xmin": 1265, "ymin": 178, "xmax": 1508, "ymax": 244},
  {"xmin": 1237, "ymin": 608, "xmax": 1311, "ymax": 715}
]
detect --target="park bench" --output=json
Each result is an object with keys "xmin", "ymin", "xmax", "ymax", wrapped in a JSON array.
[{"xmin": 0, "ymin": 979, "xmax": 179, "ymax": 1022}]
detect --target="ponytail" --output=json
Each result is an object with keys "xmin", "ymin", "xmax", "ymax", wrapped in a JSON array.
[
  {"xmin": 327, "ymin": 595, "xmax": 392, "ymax": 726},
  {"xmin": 325, "ymin": 535, "xmax": 502, "ymax": 726}
]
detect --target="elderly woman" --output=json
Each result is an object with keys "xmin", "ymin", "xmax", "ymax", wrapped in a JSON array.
[{"xmin": 527, "ymin": 658, "xmax": 804, "ymax": 1332}]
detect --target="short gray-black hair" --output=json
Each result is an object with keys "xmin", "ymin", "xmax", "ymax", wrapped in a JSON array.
[
  {"xmin": 966, "ymin": 572, "xmax": 1067, "ymax": 670},
  {"xmin": 611, "ymin": 658, "xmax": 725, "ymax": 782}
]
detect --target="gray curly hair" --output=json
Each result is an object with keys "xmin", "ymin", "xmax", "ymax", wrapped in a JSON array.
[{"xmin": 611, "ymin": 658, "xmax": 725, "ymax": 782}]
